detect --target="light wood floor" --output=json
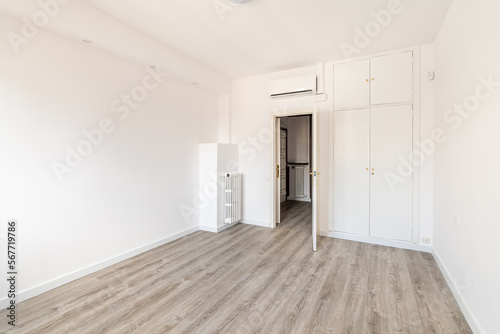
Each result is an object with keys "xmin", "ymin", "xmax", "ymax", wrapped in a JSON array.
[{"xmin": 1, "ymin": 201, "xmax": 472, "ymax": 333}]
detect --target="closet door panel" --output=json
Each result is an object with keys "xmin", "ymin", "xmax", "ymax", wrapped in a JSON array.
[
  {"xmin": 370, "ymin": 52, "xmax": 413, "ymax": 105},
  {"xmin": 333, "ymin": 59, "xmax": 370, "ymax": 109},
  {"xmin": 370, "ymin": 105, "xmax": 413, "ymax": 241},
  {"xmin": 333, "ymin": 109, "xmax": 370, "ymax": 235}
]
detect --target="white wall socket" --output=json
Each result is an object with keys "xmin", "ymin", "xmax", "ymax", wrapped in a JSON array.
[{"xmin": 422, "ymin": 236, "xmax": 431, "ymax": 244}]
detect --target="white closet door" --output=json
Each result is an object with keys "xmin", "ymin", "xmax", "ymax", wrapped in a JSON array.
[
  {"xmin": 333, "ymin": 59, "xmax": 370, "ymax": 109},
  {"xmin": 370, "ymin": 52, "xmax": 413, "ymax": 105},
  {"xmin": 370, "ymin": 105, "xmax": 413, "ymax": 241},
  {"xmin": 333, "ymin": 109, "xmax": 370, "ymax": 235}
]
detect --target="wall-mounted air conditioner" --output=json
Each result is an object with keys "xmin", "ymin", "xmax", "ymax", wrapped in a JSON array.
[{"xmin": 268, "ymin": 75, "xmax": 317, "ymax": 98}]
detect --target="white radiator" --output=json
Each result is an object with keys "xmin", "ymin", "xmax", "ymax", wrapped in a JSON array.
[
  {"xmin": 223, "ymin": 173, "xmax": 242, "ymax": 224},
  {"xmin": 295, "ymin": 166, "xmax": 306, "ymax": 198}
]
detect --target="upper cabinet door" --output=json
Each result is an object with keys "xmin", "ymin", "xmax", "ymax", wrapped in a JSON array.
[
  {"xmin": 370, "ymin": 52, "xmax": 413, "ymax": 105},
  {"xmin": 333, "ymin": 59, "xmax": 370, "ymax": 109}
]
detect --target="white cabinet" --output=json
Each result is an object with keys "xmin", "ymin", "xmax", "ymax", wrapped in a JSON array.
[
  {"xmin": 333, "ymin": 51, "xmax": 413, "ymax": 109},
  {"xmin": 332, "ymin": 105, "xmax": 413, "ymax": 241}
]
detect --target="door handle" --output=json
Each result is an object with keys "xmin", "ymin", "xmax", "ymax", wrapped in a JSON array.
[{"xmin": 276, "ymin": 165, "xmax": 280, "ymax": 178}]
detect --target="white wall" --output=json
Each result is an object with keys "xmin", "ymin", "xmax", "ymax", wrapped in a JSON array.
[
  {"xmin": 433, "ymin": 1, "xmax": 500, "ymax": 333},
  {"xmin": 287, "ymin": 116, "xmax": 310, "ymax": 164},
  {"xmin": 0, "ymin": 14, "xmax": 220, "ymax": 306},
  {"xmin": 419, "ymin": 44, "xmax": 435, "ymax": 245},
  {"xmin": 218, "ymin": 95, "xmax": 231, "ymax": 143}
]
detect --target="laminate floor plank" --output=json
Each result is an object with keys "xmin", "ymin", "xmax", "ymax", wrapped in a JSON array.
[
  {"xmin": 211, "ymin": 227, "xmax": 315, "ymax": 334},
  {"xmin": 0, "ymin": 201, "xmax": 472, "ymax": 334},
  {"xmin": 174, "ymin": 220, "xmax": 312, "ymax": 334},
  {"xmin": 70, "ymin": 226, "xmax": 266, "ymax": 334}
]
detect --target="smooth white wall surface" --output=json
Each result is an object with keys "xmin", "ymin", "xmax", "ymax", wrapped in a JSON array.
[
  {"xmin": 0, "ymin": 15, "xmax": 219, "ymax": 305},
  {"xmin": 433, "ymin": 1, "xmax": 500, "ymax": 333},
  {"xmin": 199, "ymin": 144, "xmax": 218, "ymax": 231},
  {"xmin": 419, "ymin": 43, "xmax": 435, "ymax": 245},
  {"xmin": 287, "ymin": 116, "xmax": 310, "ymax": 164},
  {"xmin": 218, "ymin": 95, "xmax": 231, "ymax": 144}
]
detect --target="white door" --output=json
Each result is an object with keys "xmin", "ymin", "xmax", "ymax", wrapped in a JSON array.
[
  {"xmin": 280, "ymin": 130, "xmax": 287, "ymax": 203},
  {"xmin": 311, "ymin": 111, "xmax": 318, "ymax": 251},
  {"xmin": 332, "ymin": 109, "xmax": 370, "ymax": 235},
  {"xmin": 370, "ymin": 52, "xmax": 413, "ymax": 105},
  {"xmin": 275, "ymin": 118, "xmax": 281, "ymax": 224},
  {"xmin": 370, "ymin": 105, "xmax": 413, "ymax": 241},
  {"xmin": 333, "ymin": 59, "xmax": 370, "ymax": 109}
]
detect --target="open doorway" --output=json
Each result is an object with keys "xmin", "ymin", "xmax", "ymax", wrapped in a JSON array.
[
  {"xmin": 272, "ymin": 108, "xmax": 319, "ymax": 251},
  {"xmin": 278, "ymin": 115, "xmax": 312, "ymax": 213}
]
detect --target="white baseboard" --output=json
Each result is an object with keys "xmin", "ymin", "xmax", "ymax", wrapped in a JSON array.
[
  {"xmin": 286, "ymin": 197, "xmax": 311, "ymax": 202},
  {"xmin": 432, "ymin": 249, "xmax": 483, "ymax": 334},
  {"xmin": 200, "ymin": 221, "xmax": 240, "ymax": 233},
  {"xmin": 216, "ymin": 222, "xmax": 239, "ymax": 232},
  {"xmin": 319, "ymin": 230, "xmax": 432, "ymax": 253},
  {"xmin": 0, "ymin": 226, "xmax": 199, "ymax": 309},
  {"xmin": 241, "ymin": 219, "xmax": 270, "ymax": 228},
  {"xmin": 200, "ymin": 225, "xmax": 218, "ymax": 233}
]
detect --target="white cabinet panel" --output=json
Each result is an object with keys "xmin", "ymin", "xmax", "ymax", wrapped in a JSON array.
[
  {"xmin": 333, "ymin": 59, "xmax": 370, "ymax": 109},
  {"xmin": 333, "ymin": 109, "xmax": 370, "ymax": 235},
  {"xmin": 370, "ymin": 52, "xmax": 413, "ymax": 105},
  {"xmin": 370, "ymin": 105, "xmax": 413, "ymax": 241}
]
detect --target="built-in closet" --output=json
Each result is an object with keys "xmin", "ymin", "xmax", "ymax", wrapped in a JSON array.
[{"xmin": 331, "ymin": 51, "xmax": 415, "ymax": 241}]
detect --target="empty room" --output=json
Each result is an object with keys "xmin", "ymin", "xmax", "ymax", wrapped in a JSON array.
[{"xmin": 0, "ymin": 0, "xmax": 498, "ymax": 333}]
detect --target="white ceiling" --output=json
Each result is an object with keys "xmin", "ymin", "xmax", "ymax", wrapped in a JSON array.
[{"xmin": 0, "ymin": 0, "xmax": 453, "ymax": 85}]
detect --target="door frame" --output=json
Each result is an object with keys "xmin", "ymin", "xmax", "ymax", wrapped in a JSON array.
[
  {"xmin": 271, "ymin": 107, "xmax": 318, "ymax": 251},
  {"xmin": 280, "ymin": 127, "xmax": 288, "ymax": 205}
]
